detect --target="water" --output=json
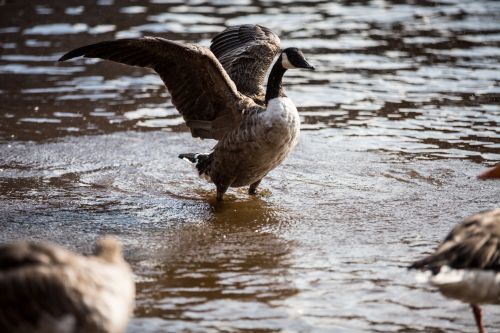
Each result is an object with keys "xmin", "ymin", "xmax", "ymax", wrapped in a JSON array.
[{"xmin": 1, "ymin": 0, "xmax": 499, "ymax": 332}]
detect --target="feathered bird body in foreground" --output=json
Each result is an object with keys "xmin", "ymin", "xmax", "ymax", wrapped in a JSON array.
[
  {"xmin": 410, "ymin": 209, "xmax": 500, "ymax": 333},
  {"xmin": 59, "ymin": 25, "xmax": 314, "ymax": 200},
  {"xmin": 0, "ymin": 237, "xmax": 135, "ymax": 333}
]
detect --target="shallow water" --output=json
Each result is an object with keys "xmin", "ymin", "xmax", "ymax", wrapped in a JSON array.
[{"xmin": 1, "ymin": 0, "xmax": 499, "ymax": 332}]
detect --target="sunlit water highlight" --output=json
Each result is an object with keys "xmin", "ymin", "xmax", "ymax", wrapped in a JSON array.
[{"xmin": 0, "ymin": 0, "xmax": 499, "ymax": 332}]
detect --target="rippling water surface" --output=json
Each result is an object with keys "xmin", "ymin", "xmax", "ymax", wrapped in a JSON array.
[{"xmin": 1, "ymin": 0, "xmax": 499, "ymax": 332}]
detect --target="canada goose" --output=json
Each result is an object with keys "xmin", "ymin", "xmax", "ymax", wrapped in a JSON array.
[
  {"xmin": 0, "ymin": 237, "xmax": 135, "ymax": 333},
  {"xmin": 410, "ymin": 209, "xmax": 500, "ymax": 333},
  {"xmin": 59, "ymin": 25, "xmax": 314, "ymax": 201}
]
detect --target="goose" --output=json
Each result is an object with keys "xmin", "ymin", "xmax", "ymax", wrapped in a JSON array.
[
  {"xmin": 0, "ymin": 237, "xmax": 135, "ymax": 333},
  {"xmin": 58, "ymin": 24, "xmax": 314, "ymax": 201},
  {"xmin": 410, "ymin": 209, "xmax": 500, "ymax": 333}
]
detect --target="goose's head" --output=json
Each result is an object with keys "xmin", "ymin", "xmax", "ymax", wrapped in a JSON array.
[
  {"xmin": 95, "ymin": 236, "xmax": 124, "ymax": 263},
  {"xmin": 281, "ymin": 47, "xmax": 315, "ymax": 70}
]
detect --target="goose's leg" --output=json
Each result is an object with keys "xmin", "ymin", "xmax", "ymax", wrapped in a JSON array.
[
  {"xmin": 471, "ymin": 304, "xmax": 487, "ymax": 333},
  {"xmin": 248, "ymin": 179, "xmax": 262, "ymax": 195},
  {"xmin": 216, "ymin": 183, "xmax": 229, "ymax": 201}
]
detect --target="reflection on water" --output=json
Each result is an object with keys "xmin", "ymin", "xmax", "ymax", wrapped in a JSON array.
[
  {"xmin": 132, "ymin": 200, "xmax": 299, "ymax": 333},
  {"xmin": 1, "ymin": 0, "xmax": 499, "ymax": 332}
]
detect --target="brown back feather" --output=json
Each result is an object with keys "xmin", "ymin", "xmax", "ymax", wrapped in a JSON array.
[{"xmin": 410, "ymin": 209, "xmax": 500, "ymax": 271}]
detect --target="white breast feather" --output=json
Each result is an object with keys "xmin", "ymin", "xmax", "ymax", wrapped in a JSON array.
[
  {"xmin": 264, "ymin": 97, "xmax": 299, "ymax": 127},
  {"xmin": 419, "ymin": 266, "xmax": 500, "ymax": 304}
]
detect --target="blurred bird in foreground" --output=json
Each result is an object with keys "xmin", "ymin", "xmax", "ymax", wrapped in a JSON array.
[
  {"xmin": 410, "ymin": 209, "xmax": 500, "ymax": 333},
  {"xmin": 0, "ymin": 237, "xmax": 135, "ymax": 333}
]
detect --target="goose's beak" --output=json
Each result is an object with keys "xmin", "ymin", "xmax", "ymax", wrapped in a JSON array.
[
  {"xmin": 478, "ymin": 164, "xmax": 500, "ymax": 180},
  {"xmin": 300, "ymin": 59, "xmax": 315, "ymax": 70}
]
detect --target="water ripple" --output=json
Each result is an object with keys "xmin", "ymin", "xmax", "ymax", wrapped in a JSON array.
[{"xmin": 1, "ymin": 1, "xmax": 500, "ymax": 332}]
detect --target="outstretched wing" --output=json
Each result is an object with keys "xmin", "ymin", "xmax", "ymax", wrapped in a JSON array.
[
  {"xmin": 210, "ymin": 25, "xmax": 281, "ymax": 105},
  {"xmin": 410, "ymin": 209, "xmax": 500, "ymax": 271},
  {"xmin": 59, "ymin": 37, "xmax": 254, "ymax": 139}
]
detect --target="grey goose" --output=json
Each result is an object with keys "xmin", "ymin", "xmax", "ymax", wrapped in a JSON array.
[
  {"xmin": 59, "ymin": 25, "xmax": 314, "ymax": 201},
  {"xmin": 410, "ymin": 209, "xmax": 500, "ymax": 333},
  {"xmin": 0, "ymin": 237, "xmax": 135, "ymax": 333}
]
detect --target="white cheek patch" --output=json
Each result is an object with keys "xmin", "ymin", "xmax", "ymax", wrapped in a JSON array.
[{"xmin": 281, "ymin": 53, "xmax": 296, "ymax": 69}]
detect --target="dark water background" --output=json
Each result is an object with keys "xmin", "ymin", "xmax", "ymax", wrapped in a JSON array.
[{"xmin": 0, "ymin": 0, "xmax": 499, "ymax": 332}]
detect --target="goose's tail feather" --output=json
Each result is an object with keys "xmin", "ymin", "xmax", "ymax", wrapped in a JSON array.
[{"xmin": 179, "ymin": 153, "xmax": 212, "ymax": 179}]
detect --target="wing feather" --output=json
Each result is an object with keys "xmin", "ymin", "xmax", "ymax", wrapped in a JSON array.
[
  {"xmin": 410, "ymin": 209, "xmax": 500, "ymax": 271},
  {"xmin": 210, "ymin": 25, "xmax": 281, "ymax": 105},
  {"xmin": 59, "ymin": 37, "xmax": 254, "ymax": 139}
]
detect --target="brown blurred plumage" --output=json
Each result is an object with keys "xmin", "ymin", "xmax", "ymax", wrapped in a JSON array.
[{"xmin": 0, "ymin": 237, "xmax": 135, "ymax": 333}]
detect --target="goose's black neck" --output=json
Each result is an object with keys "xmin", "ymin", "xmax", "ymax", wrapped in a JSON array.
[{"xmin": 265, "ymin": 55, "xmax": 287, "ymax": 105}]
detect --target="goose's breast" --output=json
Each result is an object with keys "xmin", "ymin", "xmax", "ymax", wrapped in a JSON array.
[
  {"xmin": 260, "ymin": 97, "xmax": 300, "ymax": 145},
  {"xmin": 237, "ymin": 97, "xmax": 300, "ymax": 183},
  {"xmin": 214, "ymin": 97, "xmax": 301, "ymax": 187}
]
